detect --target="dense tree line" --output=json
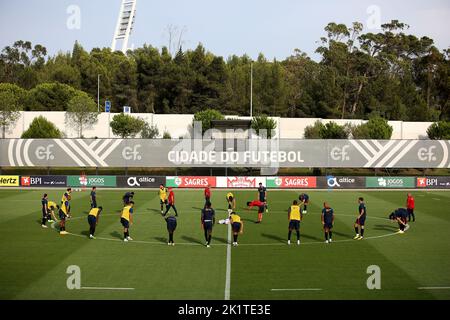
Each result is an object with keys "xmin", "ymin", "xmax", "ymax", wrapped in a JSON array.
[{"xmin": 0, "ymin": 20, "xmax": 448, "ymax": 121}]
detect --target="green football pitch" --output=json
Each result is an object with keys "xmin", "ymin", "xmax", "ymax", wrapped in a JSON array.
[{"xmin": 0, "ymin": 188, "xmax": 449, "ymax": 300}]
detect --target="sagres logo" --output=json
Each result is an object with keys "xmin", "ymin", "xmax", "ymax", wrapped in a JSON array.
[
  {"xmin": 166, "ymin": 176, "xmax": 216, "ymax": 188},
  {"xmin": 330, "ymin": 146, "xmax": 350, "ymax": 161},
  {"xmin": 122, "ymin": 145, "xmax": 142, "ymax": 161},
  {"xmin": 36, "ymin": 145, "xmax": 55, "ymax": 160}
]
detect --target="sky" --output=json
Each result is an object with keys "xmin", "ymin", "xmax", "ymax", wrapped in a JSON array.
[{"xmin": 0, "ymin": 0, "xmax": 449, "ymax": 61}]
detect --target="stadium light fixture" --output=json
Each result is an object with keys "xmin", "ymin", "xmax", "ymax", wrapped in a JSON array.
[{"xmin": 112, "ymin": 0, "xmax": 138, "ymax": 53}]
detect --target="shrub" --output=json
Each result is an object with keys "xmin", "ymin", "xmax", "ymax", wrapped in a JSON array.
[
  {"xmin": 21, "ymin": 116, "xmax": 62, "ymax": 139},
  {"xmin": 110, "ymin": 113, "xmax": 145, "ymax": 138},
  {"xmin": 251, "ymin": 115, "xmax": 277, "ymax": 138},
  {"xmin": 427, "ymin": 121, "xmax": 450, "ymax": 140},
  {"xmin": 192, "ymin": 109, "xmax": 224, "ymax": 134}
]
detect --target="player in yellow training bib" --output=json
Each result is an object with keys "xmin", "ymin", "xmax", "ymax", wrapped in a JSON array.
[
  {"xmin": 287, "ymin": 200, "xmax": 302, "ymax": 245},
  {"xmin": 230, "ymin": 212, "xmax": 244, "ymax": 246},
  {"xmin": 159, "ymin": 184, "xmax": 168, "ymax": 214},
  {"xmin": 226, "ymin": 192, "xmax": 236, "ymax": 215},
  {"xmin": 87, "ymin": 206, "xmax": 103, "ymax": 239},
  {"xmin": 121, "ymin": 201, "xmax": 134, "ymax": 242}
]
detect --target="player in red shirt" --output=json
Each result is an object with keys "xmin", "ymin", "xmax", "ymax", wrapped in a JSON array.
[
  {"xmin": 247, "ymin": 200, "xmax": 266, "ymax": 223},
  {"xmin": 406, "ymin": 193, "xmax": 415, "ymax": 222},
  {"xmin": 163, "ymin": 187, "xmax": 178, "ymax": 217},
  {"xmin": 204, "ymin": 184, "xmax": 211, "ymax": 208}
]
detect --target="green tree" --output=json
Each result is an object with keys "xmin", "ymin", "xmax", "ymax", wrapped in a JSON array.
[
  {"xmin": 351, "ymin": 117, "xmax": 393, "ymax": 139},
  {"xmin": 251, "ymin": 115, "xmax": 277, "ymax": 138},
  {"xmin": 0, "ymin": 89, "xmax": 22, "ymax": 138},
  {"xmin": 21, "ymin": 116, "xmax": 62, "ymax": 138},
  {"xmin": 162, "ymin": 131, "xmax": 172, "ymax": 139},
  {"xmin": 192, "ymin": 108, "xmax": 224, "ymax": 133},
  {"xmin": 66, "ymin": 93, "xmax": 99, "ymax": 137},
  {"xmin": 110, "ymin": 113, "xmax": 145, "ymax": 138},
  {"xmin": 304, "ymin": 121, "xmax": 324, "ymax": 139},
  {"xmin": 27, "ymin": 82, "xmax": 80, "ymax": 111},
  {"xmin": 320, "ymin": 122, "xmax": 349, "ymax": 139},
  {"xmin": 304, "ymin": 121, "xmax": 348, "ymax": 139},
  {"xmin": 427, "ymin": 121, "xmax": 450, "ymax": 140}
]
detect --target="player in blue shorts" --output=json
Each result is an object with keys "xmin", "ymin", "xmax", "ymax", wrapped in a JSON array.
[
  {"xmin": 354, "ymin": 197, "xmax": 366, "ymax": 240},
  {"xmin": 321, "ymin": 202, "xmax": 334, "ymax": 243},
  {"xmin": 201, "ymin": 202, "xmax": 215, "ymax": 248},
  {"xmin": 389, "ymin": 208, "xmax": 409, "ymax": 234},
  {"xmin": 299, "ymin": 193, "xmax": 309, "ymax": 214},
  {"xmin": 165, "ymin": 210, "xmax": 178, "ymax": 246}
]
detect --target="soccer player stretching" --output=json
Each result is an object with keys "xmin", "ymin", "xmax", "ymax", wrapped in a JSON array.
[
  {"xmin": 164, "ymin": 210, "xmax": 177, "ymax": 246},
  {"xmin": 230, "ymin": 212, "xmax": 243, "ymax": 246},
  {"xmin": 121, "ymin": 201, "xmax": 134, "ymax": 242},
  {"xmin": 354, "ymin": 197, "xmax": 366, "ymax": 240},
  {"xmin": 299, "ymin": 193, "xmax": 309, "ymax": 214},
  {"xmin": 88, "ymin": 206, "xmax": 103, "ymax": 239},
  {"xmin": 58, "ymin": 203, "xmax": 69, "ymax": 235},
  {"xmin": 201, "ymin": 202, "xmax": 215, "ymax": 248},
  {"xmin": 159, "ymin": 184, "xmax": 168, "ymax": 214},
  {"xmin": 247, "ymin": 200, "xmax": 266, "ymax": 223},
  {"xmin": 389, "ymin": 208, "xmax": 409, "ymax": 234},
  {"xmin": 287, "ymin": 200, "xmax": 302, "ymax": 245},
  {"xmin": 226, "ymin": 192, "xmax": 236, "ymax": 215},
  {"xmin": 322, "ymin": 202, "xmax": 334, "ymax": 243}
]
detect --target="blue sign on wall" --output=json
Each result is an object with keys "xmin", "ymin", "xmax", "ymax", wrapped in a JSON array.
[{"xmin": 105, "ymin": 101, "xmax": 111, "ymax": 113}]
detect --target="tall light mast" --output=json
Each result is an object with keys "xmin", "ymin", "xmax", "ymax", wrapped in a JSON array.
[{"xmin": 112, "ymin": 0, "xmax": 137, "ymax": 53}]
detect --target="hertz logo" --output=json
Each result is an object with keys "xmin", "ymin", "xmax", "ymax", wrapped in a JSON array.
[{"xmin": 0, "ymin": 176, "xmax": 19, "ymax": 186}]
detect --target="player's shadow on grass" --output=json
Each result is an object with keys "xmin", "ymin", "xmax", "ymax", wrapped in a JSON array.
[
  {"xmin": 148, "ymin": 209, "xmax": 163, "ymax": 215},
  {"xmin": 299, "ymin": 233, "xmax": 323, "ymax": 242},
  {"xmin": 80, "ymin": 231, "xmax": 90, "ymax": 237},
  {"xmin": 373, "ymin": 224, "xmax": 398, "ymax": 231},
  {"xmin": 181, "ymin": 235, "xmax": 203, "ymax": 245},
  {"xmin": 153, "ymin": 237, "xmax": 167, "ymax": 244},
  {"xmin": 330, "ymin": 231, "xmax": 353, "ymax": 238},
  {"xmin": 212, "ymin": 236, "xmax": 228, "ymax": 244},
  {"xmin": 261, "ymin": 233, "xmax": 285, "ymax": 243},
  {"xmin": 110, "ymin": 231, "xmax": 123, "ymax": 240}
]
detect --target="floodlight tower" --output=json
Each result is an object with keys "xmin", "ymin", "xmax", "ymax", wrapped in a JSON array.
[{"xmin": 112, "ymin": 0, "xmax": 138, "ymax": 53}]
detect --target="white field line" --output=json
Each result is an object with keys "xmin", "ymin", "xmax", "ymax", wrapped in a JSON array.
[
  {"xmin": 271, "ymin": 288, "xmax": 322, "ymax": 291},
  {"xmin": 418, "ymin": 287, "xmax": 450, "ymax": 290},
  {"xmin": 81, "ymin": 286, "xmax": 134, "ymax": 291},
  {"xmin": 50, "ymin": 214, "xmax": 399, "ymax": 247},
  {"xmin": 224, "ymin": 223, "xmax": 231, "ymax": 300}
]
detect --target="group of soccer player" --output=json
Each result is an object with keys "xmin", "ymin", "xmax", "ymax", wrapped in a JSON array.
[{"xmin": 40, "ymin": 184, "xmax": 415, "ymax": 246}]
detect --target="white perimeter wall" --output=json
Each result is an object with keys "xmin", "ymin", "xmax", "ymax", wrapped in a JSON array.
[{"xmin": 5, "ymin": 112, "xmax": 432, "ymax": 140}]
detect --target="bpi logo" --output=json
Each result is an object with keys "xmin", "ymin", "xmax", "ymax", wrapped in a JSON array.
[
  {"xmin": 122, "ymin": 145, "xmax": 142, "ymax": 161},
  {"xmin": 21, "ymin": 176, "xmax": 31, "ymax": 186},
  {"xmin": 330, "ymin": 146, "xmax": 350, "ymax": 161},
  {"xmin": 418, "ymin": 146, "xmax": 437, "ymax": 162},
  {"xmin": 417, "ymin": 177, "xmax": 437, "ymax": 187},
  {"xmin": 36, "ymin": 145, "xmax": 55, "ymax": 160}
]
